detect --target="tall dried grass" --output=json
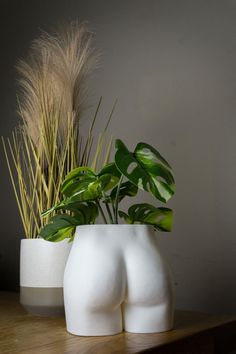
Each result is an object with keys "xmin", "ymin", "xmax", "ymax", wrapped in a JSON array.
[{"xmin": 2, "ymin": 21, "xmax": 113, "ymax": 238}]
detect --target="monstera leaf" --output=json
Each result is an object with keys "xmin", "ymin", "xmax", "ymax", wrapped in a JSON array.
[
  {"xmin": 61, "ymin": 164, "xmax": 120, "ymax": 202},
  {"xmin": 40, "ymin": 202, "xmax": 98, "ymax": 241},
  {"xmin": 62, "ymin": 167, "xmax": 101, "ymax": 197},
  {"xmin": 98, "ymin": 162, "xmax": 121, "ymax": 191},
  {"xmin": 62, "ymin": 167, "xmax": 96, "ymax": 188},
  {"xmin": 119, "ymin": 203, "xmax": 173, "ymax": 231},
  {"xmin": 115, "ymin": 140, "xmax": 175, "ymax": 203},
  {"xmin": 42, "ymin": 194, "xmax": 99, "ymax": 217},
  {"xmin": 39, "ymin": 214, "xmax": 78, "ymax": 242},
  {"xmin": 62, "ymin": 201, "xmax": 98, "ymax": 224},
  {"xmin": 110, "ymin": 181, "xmax": 138, "ymax": 202}
]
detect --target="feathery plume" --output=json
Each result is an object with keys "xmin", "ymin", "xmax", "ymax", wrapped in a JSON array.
[{"xmin": 17, "ymin": 21, "xmax": 97, "ymax": 144}]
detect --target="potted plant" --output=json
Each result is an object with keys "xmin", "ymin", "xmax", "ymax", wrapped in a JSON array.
[
  {"xmin": 40, "ymin": 138, "xmax": 175, "ymax": 335},
  {"xmin": 2, "ymin": 21, "xmax": 113, "ymax": 316}
]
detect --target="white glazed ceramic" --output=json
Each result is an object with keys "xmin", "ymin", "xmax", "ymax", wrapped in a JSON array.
[
  {"xmin": 20, "ymin": 238, "xmax": 72, "ymax": 315},
  {"xmin": 64, "ymin": 224, "xmax": 174, "ymax": 336}
]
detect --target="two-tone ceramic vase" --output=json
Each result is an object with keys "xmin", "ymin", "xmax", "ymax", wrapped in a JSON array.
[{"xmin": 20, "ymin": 238, "xmax": 71, "ymax": 316}]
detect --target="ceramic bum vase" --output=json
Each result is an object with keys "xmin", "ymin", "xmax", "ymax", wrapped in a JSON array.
[
  {"xmin": 64, "ymin": 224, "xmax": 175, "ymax": 336},
  {"xmin": 20, "ymin": 238, "xmax": 72, "ymax": 316}
]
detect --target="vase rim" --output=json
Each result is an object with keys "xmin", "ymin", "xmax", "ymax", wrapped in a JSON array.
[
  {"xmin": 20, "ymin": 238, "xmax": 69, "ymax": 242},
  {"xmin": 76, "ymin": 224, "xmax": 154, "ymax": 228},
  {"xmin": 76, "ymin": 224, "xmax": 155, "ymax": 231}
]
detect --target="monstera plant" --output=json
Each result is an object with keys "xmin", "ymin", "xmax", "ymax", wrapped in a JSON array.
[{"xmin": 40, "ymin": 139, "xmax": 175, "ymax": 241}]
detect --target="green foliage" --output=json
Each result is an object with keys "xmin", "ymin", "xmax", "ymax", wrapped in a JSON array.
[
  {"xmin": 39, "ymin": 214, "xmax": 79, "ymax": 242},
  {"xmin": 40, "ymin": 202, "xmax": 98, "ymax": 241},
  {"xmin": 119, "ymin": 203, "xmax": 173, "ymax": 231},
  {"xmin": 39, "ymin": 138, "xmax": 175, "ymax": 241},
  {"xmin": 110, "ymin": 181, "xmax": 138, "ymax": 203},
  {"xmin": 115, "ymin": 140, "xmax": 175, "ymax": 203}
]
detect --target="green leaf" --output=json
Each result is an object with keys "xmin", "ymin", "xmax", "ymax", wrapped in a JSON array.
[
  {"xmin": 128, "ymin": 203, "xmax": 157, "ymax": 221},
  {"xmin": 40, "ymin": 202, "xmax": 99, "ymax": 241},
  {"xmin": 40, "ymin": 202, "xmax": 99, "ymax": 239},
  {"xmin": 135, "ymin": 142, "xmax": 172, "ymax": 169},
  {"xmin": 118, "ymin": 210, "xmax": 131, "ymax": 223},
  {"xmin": 70, "ymin": 174, "xmax": 111, "ymax": 201},
  {"xmin": 99, "ymin": 162, "xmax": 121, "ymax": 178},
  {"xmin": 63, "ymin": 177, "xmax": 99, "ymax": 199},
  {"xmin": 41, "ymin": 194, "xmax": 97, "ymax": 217},
  {"xmin": 62, "ymin": 167, "xmax": 96, "ymax": 188},
  {"xmin": 57, "ymin": 201, "xmax": 99, "ymax": 224},
  {"xmin": 60, "ymin": 162, "xmax": 118, "ymax": 203},
  {"xmin": 42, "ymin": 226, "xmax": 75, "ymax": 242},
  {"xmin": 144, "ymin": 207, "xmax": 173, "ymax": 231},
  {"xmin": 72, "ymin": 202, "xmax": 98, "ymax": 224},
  {"xmin": 41, "ymin": 205, "xmax": 58, "ymax": 217},
  {"xmin": 39, "ymin": 214, "xmax": 79, "ymax": 241},
  {"xmin": 62, "ymin": 172, "xmax": 113, "ymax": 202},
  {"xmin": 115, "ymin": 139, "xmax": 175, "ymax": 203},
  {"xmin": 119, "ymin": 203, "xmax": 173, "ymax": 232},
  {"xmin": 110, "ymin": 181, "xmax": 138, "ymax": 202},
  {"xmin": 61, "ymin": 167, "xmax": 96, "ymax": 196},
  {"xmin": 98, "ymin": 162, "xmax": 121, "ymax": 191}
]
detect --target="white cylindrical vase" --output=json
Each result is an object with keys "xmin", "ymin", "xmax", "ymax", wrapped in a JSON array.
[
  {"xmin": 20, "ymin": 238, "xmax": 72, "ymax": 316},
  {"xmin": 64, "ymin": 224, "xmax": 174, "ymax": 336}
]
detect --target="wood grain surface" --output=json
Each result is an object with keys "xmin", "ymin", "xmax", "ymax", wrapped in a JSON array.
[{"xmin": 0, "ymin": 292, "xmax": 236, "ymax": 354}]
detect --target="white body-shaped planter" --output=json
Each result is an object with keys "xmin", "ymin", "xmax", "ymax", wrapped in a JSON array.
[
  {"xmin": 64, "ymin": 225, "xmax": 174, "ymax": 335},
  {"xmin": 20, "ymin": 238, "xmax": 72, "ymax": 315}
]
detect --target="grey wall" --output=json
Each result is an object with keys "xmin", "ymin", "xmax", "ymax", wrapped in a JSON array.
[{"xmin": 1, "ymin": 0, "xmax": 236, "ymax": 315}]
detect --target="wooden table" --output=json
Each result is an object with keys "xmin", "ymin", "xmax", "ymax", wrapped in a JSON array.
[{"xmin": 1, "ymin": 292, "xmax": 236, "ymax": 354}]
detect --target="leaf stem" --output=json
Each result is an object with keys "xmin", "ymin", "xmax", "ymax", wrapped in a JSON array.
[
  {"xmin": 96, "ymin": 200, "xmax": 108, "ymax": 224},
  {"xmin": 101, "ymin": 191, "xmax": 114, "ymax": 224},
  {"xmin": 111, "ymin": 200, "xmax": 116, "ymax": 219},
  {"xmin": 105, "ymin": 202, "xmax": 114, "ymax": 224},
  {"xmin": 114, "ymin": 175, "xmax": 124, "ymax": 224}
]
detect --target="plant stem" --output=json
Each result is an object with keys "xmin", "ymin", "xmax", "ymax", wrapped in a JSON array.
[
  {"xmin": 96, "ymin": 200, "xmax": 108, "ymax": 224},
  {"xmin": 111, "ymin": 200, "xmax": 116, "ymax": 218},
  {"xmin": 114, "ymin": 175, "xmax": 123, "ymax": 224},
  {"xmin": 102, "ymin": 191, "xmax": 114, "ymax": 224},
  {"xmin": 105, "ymin": 202, "xmax": 114, "ymax": 224}
]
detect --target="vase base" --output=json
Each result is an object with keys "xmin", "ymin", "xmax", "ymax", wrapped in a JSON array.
[
  {"xmin": 66, "ymin": 328, "xmax": 122, "ymax": 336},
  {"xmin": 21, "ymin": 304, "xmax": 65, "ymax": 316},
  {"xmin": 20, "ymin": 286, "xmax": 65, "ymax": 316}
]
